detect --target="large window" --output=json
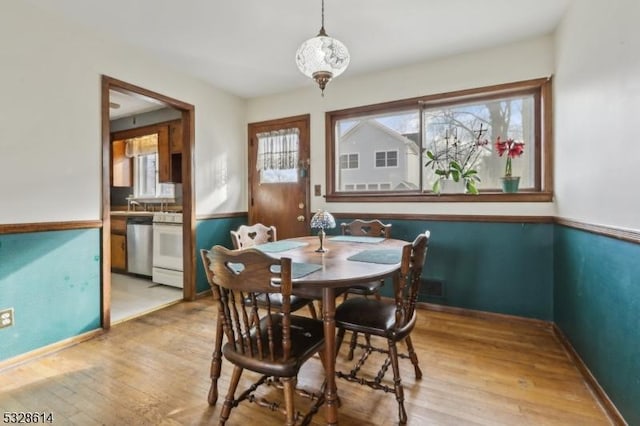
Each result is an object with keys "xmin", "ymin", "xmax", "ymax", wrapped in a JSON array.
[{"xmin": 326, "ymin": 78, "xmax": 552, "ymax": 202}]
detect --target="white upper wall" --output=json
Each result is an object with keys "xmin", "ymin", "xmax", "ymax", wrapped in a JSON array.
[
  {"xmin": 554, "ymin": 0, "xmax": 640, "ymax": 231},
  {"xmin": 0, "ymin": 2, "xmax": 247, "ymax": 224},
  {"xmin": 11, "ymin": 1, "xmax": 633, "ymax": 226},
  {"xmin": 248, "ymin": 36, "xmax": 556, "ymax": 217}
]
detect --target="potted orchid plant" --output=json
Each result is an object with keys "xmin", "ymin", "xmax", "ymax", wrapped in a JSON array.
[
  {"xmin": 494, "ymin": 137, "xmax": 525, "ymax": 193},
  {"xmin": 425, "ymin": 125, "xmax": 490, "ymax": 195}
]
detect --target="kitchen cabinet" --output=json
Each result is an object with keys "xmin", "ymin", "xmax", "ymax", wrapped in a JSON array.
[
  {"xmin": 169, "ymin": 120, "xmax": 183, "ymax": 153},
  {"xmin": 111, "ymin": 216, "xmax": 127, "ymax": 272},
  {"xmin": 158, "ymin": 121, "xmax": 183, "ymax": 183},
  {"xmin": 111, "ymin": 119, "xmax": 183, "ymax": 185},
  {"xmin": 111, "ymin": 139, "xmax": 132, "ymax": 187}
]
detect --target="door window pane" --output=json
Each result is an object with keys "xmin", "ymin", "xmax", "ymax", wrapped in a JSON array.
[{"xmin": 257, "ymin": 128, "xmax": 299, "ymax": 183}]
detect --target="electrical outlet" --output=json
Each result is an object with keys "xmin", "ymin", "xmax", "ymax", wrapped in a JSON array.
[
  {"xmin": 0, "ymin": 308, "xmax": 14, "ymax": 329},
  {"xmin": 314, "ymin": 184, "xmax": 322, "ymax": 196}
]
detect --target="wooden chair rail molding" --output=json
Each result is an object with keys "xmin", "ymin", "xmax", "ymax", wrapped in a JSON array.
[
  {"xmin": 0, "ymin": 220, "xmax": 102, "ymax": 235},
  {"xmin": 332, "ymin": 213, "xmax": 640, "ymax": 244},
  {"xmin": 0, "ymin": 211, "xmax": 248, "ymax": 234},
  {"xmin": 195, "ymin": 211, "xmax": 246, "ymax": 221},
  {"xmin": 554, "ymin": 217, "xmax": 640, "ymax": 245},
  {"xmin": 1, "ymin": 214, "xmax": 637, "ymax": 246}
]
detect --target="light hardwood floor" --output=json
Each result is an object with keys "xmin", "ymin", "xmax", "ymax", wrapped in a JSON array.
[{"xmin": 0, "ymin": 299, "xmax": 613, "ymax": 425}]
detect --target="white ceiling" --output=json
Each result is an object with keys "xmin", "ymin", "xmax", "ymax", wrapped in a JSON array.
[
  {"xmin": 109, "ymin": 90, "xmax": 165, "ymax": 120},
  {"xmin": 26, "ymin": 0, "xmax": 571, "ymax": 99}
]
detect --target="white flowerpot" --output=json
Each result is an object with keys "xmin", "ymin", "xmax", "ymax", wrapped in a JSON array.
[{"xmin": 439, "ymin": 179, "xmax": 466, "ymax": 194}]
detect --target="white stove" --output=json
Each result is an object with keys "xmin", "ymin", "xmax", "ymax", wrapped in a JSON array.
[
  {"xmin": 152, "ymin": 212, "xmax": 183, "ymax": 288},
  {"xmin": 153, "ymin": 212, "xmax": 183, "ymax": 224}
]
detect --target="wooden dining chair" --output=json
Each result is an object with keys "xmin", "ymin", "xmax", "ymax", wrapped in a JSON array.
[
  {"xmin": 334, "ymin": 231, "xmax": 430, "ymax": 425},
  {"xmin": 340, "ymin": 219, "xmax": 392, "ymax": 360},
  {"xmin": 340, "ymin": 219, "xmax": 392, "ymax": 301},
  {"xmin": 203, "ymin": 246, "xmax": 326, "ymax": 425},
  {"xmin": 231, "ymin": 223, "xmax": 318, "ymax": 320},
  {"xmin": 230, "ymin": 223, "xmax": 277, "ymax": 249}
]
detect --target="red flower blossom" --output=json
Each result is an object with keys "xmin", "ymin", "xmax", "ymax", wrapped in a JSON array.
[{"xmin": 495, "ymin": 136, "xmax": 525, "ymax": 176}]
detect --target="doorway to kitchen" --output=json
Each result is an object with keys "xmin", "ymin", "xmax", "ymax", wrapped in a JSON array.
[
  {"xmin": 101, "ymin": 76, "xmax": 195, "ymax": 329},
  {"xmin": 109, "ymin": 122, "xmax": 182, "ymax": 324}
]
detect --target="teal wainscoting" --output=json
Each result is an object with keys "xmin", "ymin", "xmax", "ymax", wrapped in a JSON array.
[
  {"xmin": 333, "ymin": 218, "xmax": 554, "ymax": 320},
  {"xmin": 195, "ymin": 216, "xmax": 246, "ymax": 294},
  {"xmin": 0, "ymin": 229, "xmax": 101, "ymax": 362},
  {"xmin": 554, "ymin": 226, "xmax": 640, "ymax": 425}
]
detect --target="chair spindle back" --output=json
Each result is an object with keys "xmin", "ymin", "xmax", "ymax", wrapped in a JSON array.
[
  {"xmin": 203, "ymin": 246, "xmax": 293, "ymax": 362},
  {"xmin": 394, "ymin": 231, "xmax": 430, "ymax": 330}
]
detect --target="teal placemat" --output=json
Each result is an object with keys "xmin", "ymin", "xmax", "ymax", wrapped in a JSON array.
[
  {"xmin": 290, "ymin": 262, "xmax": 322, "ymax": 279},
  {"xmin": 330, "ymin": 235, "xmax": 385, "ymax": 243},
  {"xmin": 347, "ymin": 249, "xmax": 402, "ymax": 264},
  {"xmin": 255, "ymin": 240, "xmax": 308, "ymax": 253},
  {"xmin": 226, "ymin": 262, "xmax": 321, "ymax": 279}
]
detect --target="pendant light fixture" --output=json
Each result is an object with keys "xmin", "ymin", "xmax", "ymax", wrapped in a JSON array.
[{"xmin": 295, "ymin": 0, "xmax": 350, "ymax": 95}]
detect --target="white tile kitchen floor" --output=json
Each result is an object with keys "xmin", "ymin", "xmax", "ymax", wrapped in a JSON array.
[{"xmin": 111, "ymin": 273, "xmax": 183, "ymax": 324}]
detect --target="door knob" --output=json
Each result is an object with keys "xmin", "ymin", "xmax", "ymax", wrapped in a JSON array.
[
  {"xmin": 297, "ymin": 215, "xmax": 305, "ymax": 222},
  {"xmin": 298, "ymin": 202, "xmax": 304, "ymax": 209}
]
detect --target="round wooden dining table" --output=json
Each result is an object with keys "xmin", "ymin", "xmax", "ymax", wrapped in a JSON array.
[{"xmin": 265, "ymin": 235, "xmax": 409, "ymax": 425}]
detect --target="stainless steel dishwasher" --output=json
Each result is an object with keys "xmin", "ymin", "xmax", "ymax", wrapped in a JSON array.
[{"xmin": 127, "ymin": 216, "xmax": 153, "ymax": 276}]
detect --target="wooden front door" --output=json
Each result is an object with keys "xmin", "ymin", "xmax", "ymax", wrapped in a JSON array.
[{"xmin": 248, "ymin": 115, "xmax": 310, "ymax": 240}]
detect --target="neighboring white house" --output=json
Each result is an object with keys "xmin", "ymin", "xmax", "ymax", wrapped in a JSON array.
[{"xmin": 337, "ymin": 120, "xmax": 420, "ymax": 191}]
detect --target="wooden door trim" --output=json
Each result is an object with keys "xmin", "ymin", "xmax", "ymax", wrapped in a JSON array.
[
  {"xmin": 101, "ymin": 76, "xmax": 195, "ymax": 330},
  {"xmin": 247, "ymin": 114, "xmax": 311, "ymax": 233}
]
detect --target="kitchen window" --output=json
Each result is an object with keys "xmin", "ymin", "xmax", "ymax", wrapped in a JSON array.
[
  {"xmin": 134, "ymin": 153, "xmax": 158, "ymax": 198},
  {"xmin": 325, "ymin": 78, "xmax": 553, "ymax": 202},
  {"xmin": 126, "ymin": 134, "xmax": 175, "ymax": 199}
]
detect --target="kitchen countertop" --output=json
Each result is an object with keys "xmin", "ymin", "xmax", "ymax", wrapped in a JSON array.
[{"xmin": 111, "ymin": 211, "xmax": 156, "ymax": 217}]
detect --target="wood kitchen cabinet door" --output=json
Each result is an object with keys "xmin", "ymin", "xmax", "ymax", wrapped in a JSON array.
[
  {"xmin": 157, "ymin": 125, "xmax": 173, "ymax": 183},
  {"xmin": 111, "ymin": 233, "xmax": 127, "ymax": 272},
  {"xmin": 111, "ymin": 139, "xmax": 132, "ymax": 187},
  {"xmin": 159, "ymin": 123, "xmax": 182, "ymax": 183},
  {"xmin": 169, "ymin": 120, "xmax": 183, "ymax": 153},
  {"xmin": 111, "ymin": 216, "xmax": 127, "ymax": 272}
]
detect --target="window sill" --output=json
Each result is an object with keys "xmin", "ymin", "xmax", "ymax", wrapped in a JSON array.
[{"xmin": 325, "ymin": 191, "xmax": 554, "ymax": 203}]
